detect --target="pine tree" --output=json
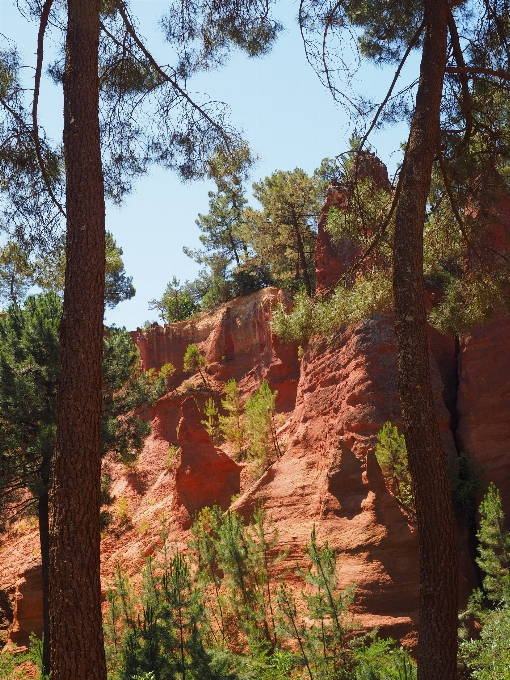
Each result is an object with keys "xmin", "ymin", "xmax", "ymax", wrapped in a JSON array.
[
  {"xmin": 244, "ymin": 381, "xmax": 281, "ymax": 477},
  {"xmin": 183, "ymin": 344, "xmax": 209, "ymax": 391},
  {"xmin": 219, "ymin": 379, "xmax": 245, "ymax": 459},
  {"xmin": 202, "ymin": 397, "xmax": 221, "ymax": 445},
  {"xmin": 0, "ymin": 292, "xmax": 167, "ymax": 675},
  {"xmin": 238, "ymin": 169, "xmax": 321, "ymax": 296}
]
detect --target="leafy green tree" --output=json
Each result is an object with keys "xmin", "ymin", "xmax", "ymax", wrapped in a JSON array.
[
  {"xmin": 0, "ymin": 292, "xmax": 166, "ymax": 674},
  {"xmin": 239, "ymin": 169, "xmax": 322, "ymax": 296},
  {"xmin": 187, "ymin": 146, "xmax": 252, "ymax": 269}
]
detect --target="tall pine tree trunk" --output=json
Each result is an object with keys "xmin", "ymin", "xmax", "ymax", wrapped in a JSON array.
[
  {"xmin": 48, "ymin": 0, "xmax": 107, "ymax": 677},
  {"xmin": 392, "ymin": 0, "xmax": 458, "ymax": 677}
]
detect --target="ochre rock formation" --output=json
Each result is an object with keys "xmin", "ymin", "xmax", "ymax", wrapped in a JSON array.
[
  {"xmin": 457, "ymin": 313, "xmax": 510, "ymax": 524},
  {"xmin": 3, "ymin": 566, "xmax": 43, "ymax": 651},
  {"xmin": 2, "ymin": 163, "xmax": 510, "ymax": 652},
  {"xmin": 172, "ymin": 397, "xmax": 242, "ymax": 529}
]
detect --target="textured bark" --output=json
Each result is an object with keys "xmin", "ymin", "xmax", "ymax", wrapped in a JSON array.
[
  {"xmin": 48, "ymin": 0, "xmax": 107, "ymax": 677},
  {"xmin": 392, "ymin": 0, "xmax": 459, "ymax": 677}
]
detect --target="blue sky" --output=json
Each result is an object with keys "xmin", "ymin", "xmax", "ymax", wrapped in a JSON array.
[{"xmin": 1, "ymin": 0, "xmax": 414, "ymax": 330}]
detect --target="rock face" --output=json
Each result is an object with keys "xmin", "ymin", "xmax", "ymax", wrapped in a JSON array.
[
  {"xmin": 457, "ymin": 313, "xmax": 510, "ymax": 524},
  {"xmin": 132, "ymin": 288, "xmax": 300, "ymax": 413},
  {"xmin": 233, "ymin": 312, "xmax": 475, "ymax": 639},
  {"xmin": 4, "ymin": 566, "xmax": 43, "ymax": 650},
  {"xmin": 173, "ymin": 398, "xmax": 242, "ymax": 529}
]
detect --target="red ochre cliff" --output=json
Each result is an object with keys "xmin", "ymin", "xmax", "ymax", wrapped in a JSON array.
[{"xmin": 1, "ymin": 175, "xmax": 509, "ymax": 652}]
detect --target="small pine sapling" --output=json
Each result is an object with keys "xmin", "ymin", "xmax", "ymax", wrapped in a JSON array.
[
  {"xmin": 244, "ymin": 380, "xmax": 281, "ymax": 479},
  {"xmin": 298, "ymin": 526, "xmax": 358, "ymax": 678},
  {"xmin": 459, "ymin": 485, "xmax": 510, "ymax": 679},
  {"xmin": 245, "ymin": 504, "xmax": 286, "ymax": 651},
  {"xmin": 276, "ymin": 584, "xmax": 314, "ymax": 680},
  {"xmin": 201, "ymin": 397, "xmax": 221, "ymax": 445},
  {"xmin": 219, "ymin": 378, "xmax": 245, "ymax": 459},
  {"xmin": 183, "ymin": 344, "xmax": 209, "ymax": 391},
  {"xmin": 374, "ymin": 422, "xmax": 416, "ymax": 520},
  {"xmin": 189, "ymin": 505, "xmax": 227, "ymax": 645}
]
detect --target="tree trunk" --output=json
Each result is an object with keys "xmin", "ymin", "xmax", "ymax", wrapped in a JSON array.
[
  {"xmin": 293, "ymin": 217, "xmax": 312, "ymax": 296},
  {"xmin": 48, "ymin": 0, "xmax": 107, "ymax": 677},
  {"xmin": 392, "ymin": 0, "xmax": 458, "ymax": 677}
]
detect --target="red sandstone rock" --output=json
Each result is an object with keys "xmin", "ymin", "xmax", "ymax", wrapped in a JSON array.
[
  {"xmin": 3, "ymin": 566, "xmax": 43, "ymax": 650},
  {"xmin": 132, "ymin": 288, "xmax": 300, "ymax": 412},
  {"xmin": 172, "ymin": 397, "xmax": 242, "ymax": 529},
  {"xmin": 457, "ymin": 313, "xmax": 510, "ymax": 524},
  {"xmin": 233, "ymin": 311, "xmax": 475, "ymax": 640},
  {"xmin": 315, "ymin": 152, "xmax": 390, "ymax": 295}
]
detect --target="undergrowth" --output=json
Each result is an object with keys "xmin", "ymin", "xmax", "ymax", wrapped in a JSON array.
[{"xmin": 103, "ymin": 506, "xmax": 416, "ymax": 680}]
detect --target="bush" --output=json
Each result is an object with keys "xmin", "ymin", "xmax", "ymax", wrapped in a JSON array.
[{"xmin": 374, "ymin": 422, "xmax": 415, "ymax": 520}]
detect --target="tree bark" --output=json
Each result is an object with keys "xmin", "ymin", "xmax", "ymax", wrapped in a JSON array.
[
  {"xmin": 392, "ymin": 0, "xmax": 458, "ymax": 677},
  {"xmin": 48, "ymin": 0, "xmax": 107, "ymax": 677}
]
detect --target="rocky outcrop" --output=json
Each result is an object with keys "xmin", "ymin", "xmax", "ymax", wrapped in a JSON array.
[
  {"xmin": 3, "ymin": 566, "xmax": 43, "ymax": 650},
  {"xmin": 233, "ymin": 311, "xmax": 476, "ymax": 640},
  {"xmin": 457, "ymin": 313, "xmax": 510, "ymax": 524},
  {"xmin": 132, "ymin": 288, "xmax": 300, "ymax": 413},
  {"xmin": 172, "ymin": 398, "xmax": 242, "ymax": 529}
]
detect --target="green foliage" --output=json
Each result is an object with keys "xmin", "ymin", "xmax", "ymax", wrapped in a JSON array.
[
  {"xmin": 149, "ymin": 276, "xmax": 199, "ymax": 324},
  {"xmin": 244, "ymin": 381, "xmax": 281, "ymax": 478},
  {"xmin": 238, "ymin": 168, "xmax": 321, "ymax": 297},
  {"xmin": 475, "ymin": 484, "xmax": 510, "ymax": 605},
  {"xmin": 272, "ymin": 272, "xmax": 393, "ymax": 346},
  {"xmin": 106, "ymin": 506, "xmax": 419, "ymax": 679},
  {"xmin": 298, "ymin": 526, "xmax": 358, "ymax": 678},
  {"xmin": 459, "ymin": 485, "xmax": 510, "ymax": 678},
  {"xmin": 0, "ymin": 292, "xmax": 166, "ymax": 527},
  {"xmin": 220, "ymin": 379, "xmax": 245, "ymax": 459},
  {"xmin": 0, "ymin": 632, "xmax": 49, "ymax": 679},
  {"xmin": 352, "ymin": 635, "xmax": 417, "ymax": 679},
  {"xmin": 202, "ymin": 397, "xmax": 221, "ymax": 444},
  {"xmin": 374, "ymin": 423, "xmax": 415, "ymax": 520},
  {"xmin": 183, "ymin": 344, "xmax": 209, "ymax": 390},
  {"xmin": 460, "ymin": 608, "xmax": 510, "ymax": 680}
]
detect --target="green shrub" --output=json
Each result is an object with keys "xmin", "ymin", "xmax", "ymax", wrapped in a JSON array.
[
  {"xmin": 183, "ymin": 344, "xmax": 209, "ymax": 391},
  {"xmin": 244, "ymin": 381, "xmax": 281, "ymax": 478},
  {"xmin": 219, "ymin": 379, "xmax": 245, "ymax": 459},
  {"xmin": 374, "ymin": 422, "xmax": 415, "ymax": 520}
]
